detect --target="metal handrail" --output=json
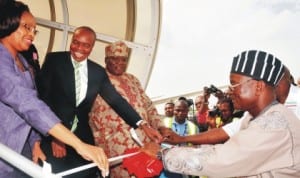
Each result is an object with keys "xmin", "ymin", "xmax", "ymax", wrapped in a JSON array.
[{"xmin": 0, "ymin": 143, "xmax": 60, "ymax": 178}]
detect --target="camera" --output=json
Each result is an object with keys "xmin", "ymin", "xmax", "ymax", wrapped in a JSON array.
[
  {"xmin": 208, "ymin": 107, "xmax": 221, "ymax": 117},
  {"xmin": 186, "ymin": 99, "xmax": 194, "ymax": 107},
  {"xmin": 204, "ymin": 84, "xmax": 226, "ymax": 99},
  {"xmin": 205, "ymin": 84, "xmax": 222, "ymax": 95}
]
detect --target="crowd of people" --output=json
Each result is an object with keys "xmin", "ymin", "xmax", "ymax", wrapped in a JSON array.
[
  {"xmin": 1, "ymin": 1, "xmax": 300, "ymax": 178},
  {"xmin": 0, "ymin": 1, "xmax": 163, "ymax": 178},
  {"xmin": 145, "ymin": 50, "xmax": 300, "ymax": 178}
]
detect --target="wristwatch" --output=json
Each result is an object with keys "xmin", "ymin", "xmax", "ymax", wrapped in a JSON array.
[
  {"xmin": 156, "ymin": 148, "xmax": 169, "ymax": 160},
  {"xmin": 157, "ymin": 150, "xmax": 162, "ymax": 160},
  {"xmin": 137, "ymin": 120, "xmax": 149, "ymax": 128}
]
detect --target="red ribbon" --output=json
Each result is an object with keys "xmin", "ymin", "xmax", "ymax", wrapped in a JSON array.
[{"xmin": 122, "ymin": 148, "xmax": 163, "ymax": 178}]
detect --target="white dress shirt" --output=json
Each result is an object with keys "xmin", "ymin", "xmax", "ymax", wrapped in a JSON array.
[{"xmin": 71, "ymin": 57, "xmax": 88, "ymax": 105}]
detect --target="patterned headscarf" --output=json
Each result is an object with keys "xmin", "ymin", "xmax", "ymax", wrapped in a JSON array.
[{"xmin": 105, "ymin": 41, "xmax": 129, "ymax": 58}]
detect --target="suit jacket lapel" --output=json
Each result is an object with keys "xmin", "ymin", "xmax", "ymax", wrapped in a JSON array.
[{"xmin": 62, "ymin": 53, "xmax": 77, "ymax": 106}]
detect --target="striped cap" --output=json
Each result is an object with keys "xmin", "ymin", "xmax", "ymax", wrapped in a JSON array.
[{"xmin": 231, "ymin": 50, "xmax": 284, "ymax": 86}]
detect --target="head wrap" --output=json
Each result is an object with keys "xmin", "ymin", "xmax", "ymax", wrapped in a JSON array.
[
  {"xmin": 231, "ymin": 50, "xmax": 284, "ymax": 86},
  {"xmin": 105, "ymin": 41, "xmax": 129, "ymax": 58}
]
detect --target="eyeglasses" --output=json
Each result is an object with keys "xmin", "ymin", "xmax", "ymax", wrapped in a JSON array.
[
  {"xmin": 20, "ymin": 23, "xmax": 38, "ymax": 35},
  {"xmin": 228, "ymin": 79, "xmax": 252, "ymax": 91}
]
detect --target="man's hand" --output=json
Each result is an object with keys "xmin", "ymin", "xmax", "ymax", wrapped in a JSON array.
[
  {"xmin": 32, "ymin": 141, "xmax": 46, "ymax": 163},
  {"xmin": 158, "ymin": 127, "xmax": 173, "ymax": 137},
  {"xmin": 159, "ymin": 128, "xmax": 184, "ymax": 144},
  {"xmin": 140, "ymin": 124, "xmax": 163, "ymax": 143},
  {"xmin": 140, "ymin": 142, "xmax": 161, "ymax": 158},
  {"xmin": 51, "ymin": 138, "xmax": 66, "ymax": 158}
]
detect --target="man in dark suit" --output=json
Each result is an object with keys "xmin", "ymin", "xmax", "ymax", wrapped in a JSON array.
[{"xmin": 38, "ymin": 26, "xmax": 162, "ymax": 178}]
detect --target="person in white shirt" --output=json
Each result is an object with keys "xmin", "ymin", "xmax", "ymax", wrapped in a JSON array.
[
  {"xmin": 163, "ymin": 64, "xmax": 295, "ymax": 143},
  {"xmin": 145, "ymin": 50, "xmax": 300, "ymax": 177}
]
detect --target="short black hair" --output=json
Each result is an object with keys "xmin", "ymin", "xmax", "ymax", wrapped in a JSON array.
[
  {"xmin": 178, "ymin": 96, "xmax": 193, "ymax": 107},
  {"xmin": 218, "ymin": 97, "xmax": 234, "ymax": 113},
  {"xmin": 165, "ymin": 100, "xmax": 174, "ymax": 106}
]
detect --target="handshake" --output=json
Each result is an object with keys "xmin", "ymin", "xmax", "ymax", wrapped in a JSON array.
[
  {"xmin": 141, "ymin": 127, "xmax": 181, "ymax": 157},
  {"xmin": 123, "ymin": 127, "xmax": 178, "ymax": 178}
]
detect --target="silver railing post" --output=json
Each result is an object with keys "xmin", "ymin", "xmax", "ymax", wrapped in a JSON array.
[{"xmin": 0, "ymin": 143, "xmax": 60, "ymax": 178}]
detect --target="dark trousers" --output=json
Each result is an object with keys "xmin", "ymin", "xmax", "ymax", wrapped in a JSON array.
[{"xmin": 41, "ymin": 141, "xmax": 98, "ymax": 178}]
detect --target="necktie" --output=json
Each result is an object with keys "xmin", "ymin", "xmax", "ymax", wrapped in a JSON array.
[
  {"xmin": 74, "ymin": 62, "xmax": 81, "ymax": 106},
  {"xmin": 71, "ymin": 61, "xmax": 81, "ymax": 132}
]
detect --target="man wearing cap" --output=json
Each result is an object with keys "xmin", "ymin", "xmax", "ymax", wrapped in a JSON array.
[
  {"xmin": 143, "ymin": 50, "xmax": 300, "ymax": 177},
  {"xmin": 89, "ymin": 41, "xmax": 166, "ymax": 178},
  {"xmin": 37, "ymin": 27, "xmax": 162, "ymax": 178},
  {"xmin": 162, "ymin": 64, "xmax": 296, "ymax": 145}
]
